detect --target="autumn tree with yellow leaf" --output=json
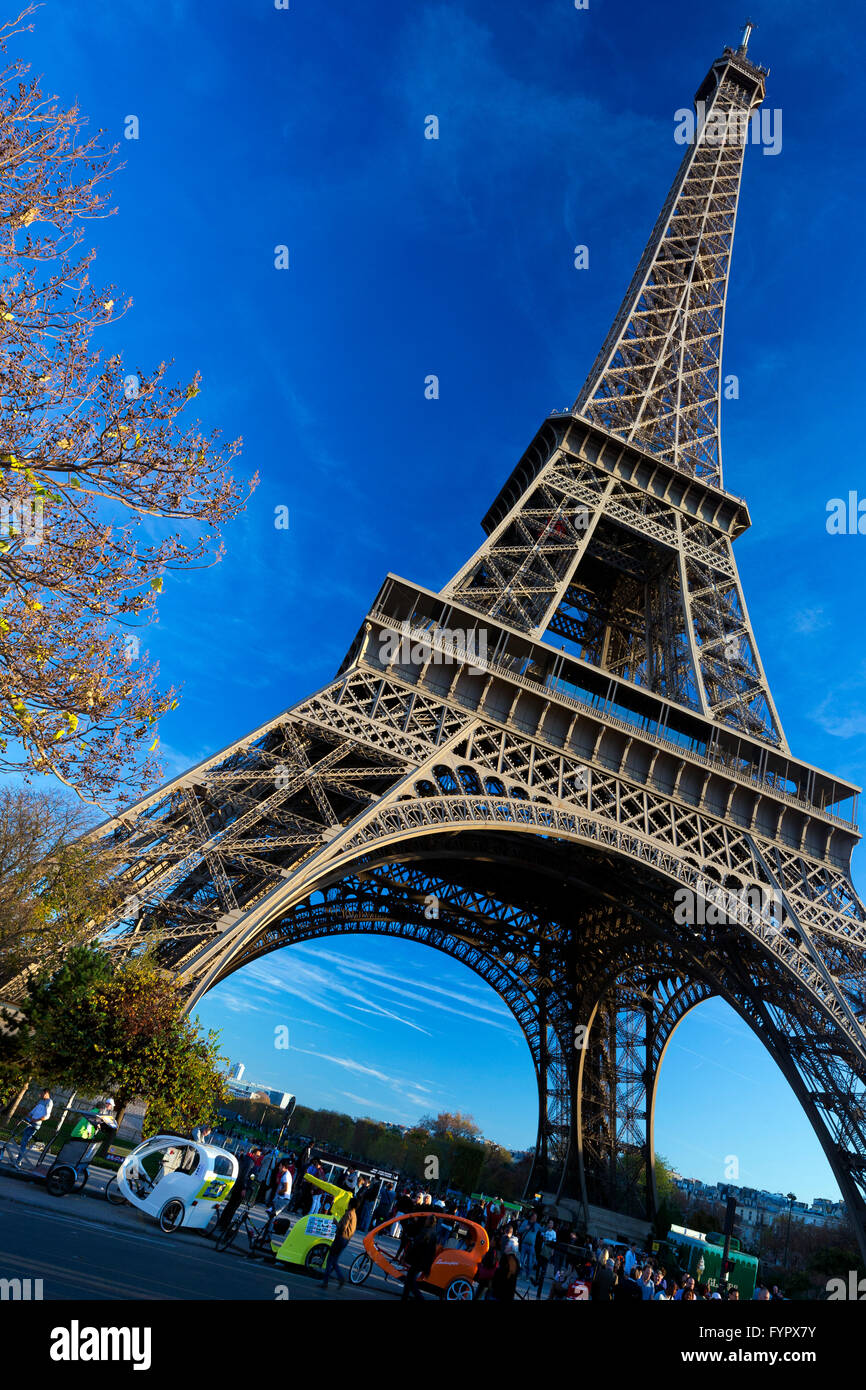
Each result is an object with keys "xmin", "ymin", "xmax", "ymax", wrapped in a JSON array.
[{"xmin": 0, "ymin": 9, "xmax": 255, "ymax": 806}]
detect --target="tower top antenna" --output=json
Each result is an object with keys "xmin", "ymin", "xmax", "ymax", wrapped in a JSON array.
[{"xmin": 738, "ymin": 18, "xmax": 757, "ymax": 55}]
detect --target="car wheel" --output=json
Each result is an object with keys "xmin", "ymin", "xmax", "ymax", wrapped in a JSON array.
[
  {"xmin": 445, "ymin": 1277, "xmax": 475, "ymax": 1301},
  {"xmin": 305, "ymin": 1242, "xmax": 329, "ymax": 1272},
  {"xmin": 349, "ymin": 1252, "xmax": 372, "ymax": 1285},
  {"xmin": 105, "ymin": 1178, "xmax": 127, "ymax": 1206},
  {"xmin": 46, "ymin": 1167, "xmax": 75, "ymax": 1197},
  {"xmin": 158, "ymin": 1198, "xmax": 185, "ymax": 1233}
]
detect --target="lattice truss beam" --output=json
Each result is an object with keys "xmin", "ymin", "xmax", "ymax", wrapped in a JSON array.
[
  {"xmin": 574, "ymin": 67, "xmax": 764, "ymax": 486},
  {"xmin": 571, "ymin": 902, "xmax": 866, "ymax": 1233},
  {"xmin": 76, "ymin": 664, "xmax": 865, "ymax": 1059},
  {"xmin": 53, "ymin": 657, "xmax": 866, "ymax": 1242},
  {"xmin": 217, "ymin": 862, "xmax": 574, "ymax": 1179},
  {"xmin": 445, "ymin": 430, "xmax": 784, "ymax": 745},
  {"xmin": 188, "ymin": 835, "xmax": 866, "ymax": 1234}
]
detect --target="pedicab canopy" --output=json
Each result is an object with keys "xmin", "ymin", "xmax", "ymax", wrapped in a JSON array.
[
  {"xmin": 303, "ymin": 1173, "xmax": 353, "ymax": 1219},
  {"xmin": 117, "ymin": 1135, "xmax": 239, "ymax": 1231}
]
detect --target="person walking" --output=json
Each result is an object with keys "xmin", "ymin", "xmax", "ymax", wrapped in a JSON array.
[
  {"xmin": 591, "ymin": 1250, "xmax": 616, "ymax": 1301},
  {"xmin": 215, "ymin": 1148, "xmax": 256, "ymax": 1232},
  {"xmin": 259, "ymin": 1148, "xmax": 281, "ymax": 1209},
  {"xmin": 358, "ymin": 1176, "xmax": 383, "ymax": 1233},
  {"xmin": 270, "ymin": 1160, "xmax": 293, "ymax": 1218},
  {"xmin": 401, "ymin": 1215, "xmax": 438, "ymax": 1300},
  {"xmin": 321, "ymin": 1199, "xmax": 358, "ymax": 1292},
  {"xmin": 15, "ymin": 1088, "xmax": 53, "ymax": 1165},
  {"xmin": 487, "ymin": 1250, "xmax": 520, "ymax": 1301},
  {"xmin": 534, "ymin": 1219, "xmax": 557, "ymax": 1297},
  {"xmin": 377, "ymin": 1184, "xmax": 396, "ymax": 1226},
  {"xmin": 518, "ymin": 1212, "xmax": 540, "ymax": 1283}
]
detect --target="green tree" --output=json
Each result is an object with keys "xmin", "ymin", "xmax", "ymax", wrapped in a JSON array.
[
  {"xmin": 419, "ymin": 1110, "xmax": 482, "ymax": 1142},
  {"xmin": 1, "ymin": 945, "xmax": 228, "ymax": 1129},
  {"xmin": 652, "ymin": 1153, "xmax": 682, "ymax": 1237}
]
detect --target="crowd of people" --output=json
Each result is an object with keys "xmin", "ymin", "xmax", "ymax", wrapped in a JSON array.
[
  {"xmin": 138, "ymin": 1128, "xmax": 792, "ymax": 1303},
  {"xmin": 543, "ymin": 1239, "xmax": 787, "ymax": 1303},
  {"xmin": 1, "ymin": 1105, "xmax": 790, "ymax": 1303},
  {"xmin": 207, "ymin": 1143, "xmax": 791, "ymax": 1301}
]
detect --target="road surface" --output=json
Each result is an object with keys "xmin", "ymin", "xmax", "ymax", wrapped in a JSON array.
[{"xmin": 0, "ymin": 1201, "xmax": 398, "ymax": 1300}]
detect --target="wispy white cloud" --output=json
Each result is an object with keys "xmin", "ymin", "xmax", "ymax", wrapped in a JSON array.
[
  {"xmin": 792, "ymin": 607, "xmax": 829, "ymax": 636},
  {"xmin": 295, "ymin": 945, "xmax": 517, "ymax": 1033}
]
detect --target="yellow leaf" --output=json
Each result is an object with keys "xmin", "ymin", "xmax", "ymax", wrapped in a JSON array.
[{"xmin": 149, "ymin": 735, "xmax": 159, "ymax": 751}]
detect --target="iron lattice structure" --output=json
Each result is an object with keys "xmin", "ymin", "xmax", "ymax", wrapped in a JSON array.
[{"xmin": 10, "ymin": 35, "xmax": 866, "ymax": 1249}]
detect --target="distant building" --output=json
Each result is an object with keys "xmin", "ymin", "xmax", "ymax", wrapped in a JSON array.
[
  {"xmin": 223, "ymin": 1061, "xmax": 293, "ymax": 1111},
  {"xmin": 672, "ymin": 1175, "xmax": 846, "ymax": 1239}
]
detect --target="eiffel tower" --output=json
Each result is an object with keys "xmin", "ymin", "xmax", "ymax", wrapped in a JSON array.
[{"xmin": 22, "ymin": 28, "xmax": 866, "ymax": 1248}]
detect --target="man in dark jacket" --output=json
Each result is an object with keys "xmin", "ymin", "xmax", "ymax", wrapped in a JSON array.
[
  {"xmin": 401, "ymin": 1216, "xmax": 438, "ymax": 1300},
  {"xmin": 591, "ymin": 1250, "xmax": 617, "ymax": 1300},
  {"xmin": 215, "ymin": 1149, "xmax": 256, "ymax": 1232},
  {"xmin": 358, "ymin": 1176, "xmax": 383, "ymax": 1232}
]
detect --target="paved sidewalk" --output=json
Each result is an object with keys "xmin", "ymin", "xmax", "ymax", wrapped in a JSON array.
[
  {"xmin": 0, "ymin": 1168, "xmax": 162, "ymax": 1235},
  {"xmin": 0, "ymin": 1158, "xmax": 218, "ymax": 1245},
  {"xmin": 0, "ymin": 1151, "xmax": 299, "ymax": 1253}
]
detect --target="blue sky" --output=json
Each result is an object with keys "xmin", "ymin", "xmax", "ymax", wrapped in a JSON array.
[{"xmin": 24, "ymin": 0, "xmax": 866, "ymax": 1201}]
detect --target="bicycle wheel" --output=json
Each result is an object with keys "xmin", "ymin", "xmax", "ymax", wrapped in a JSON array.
[
  {"xmin": 105, "ymin": 1178, "xmax": 128, "ymax": 1206},
  {"xmin": 305, "ymin": 1242, "xmax": 330, "ymax": 1272},
  {"xmin": 350, "ymin": 1252, "xmax": 372, "ymax": 1285},
  {"xmin": 445, "ymin": 1277, "xmax": 475, "ymax": 1301},
  {"xmin": 46, "ymin": 1167, "xmax": 75, "ymax": 1197},
  {"xmin": 249, "ymin": 1222, "xmax": 274, "ymax": 1256},
  {"xmin": 215, "ymin": 1217, "xmax": 242, "ymax": 1253},
  {"xmin": 158, "ymin": 1198, "xmax": 185, "ymax": 1233}
]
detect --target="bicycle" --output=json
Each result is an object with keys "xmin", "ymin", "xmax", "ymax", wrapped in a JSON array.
[
  {"xmin": 1, "ymin": 1118, "xmax": 43, "ymax": 1168},
  {"xmin": 214, "ymin": 1203, "xmax": 279, "ymax": 1257}
]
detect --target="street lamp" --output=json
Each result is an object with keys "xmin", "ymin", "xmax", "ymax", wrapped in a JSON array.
[{"xmin": 784, "ymin": 1192, "xmax": 796, "ymax": 1270}]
